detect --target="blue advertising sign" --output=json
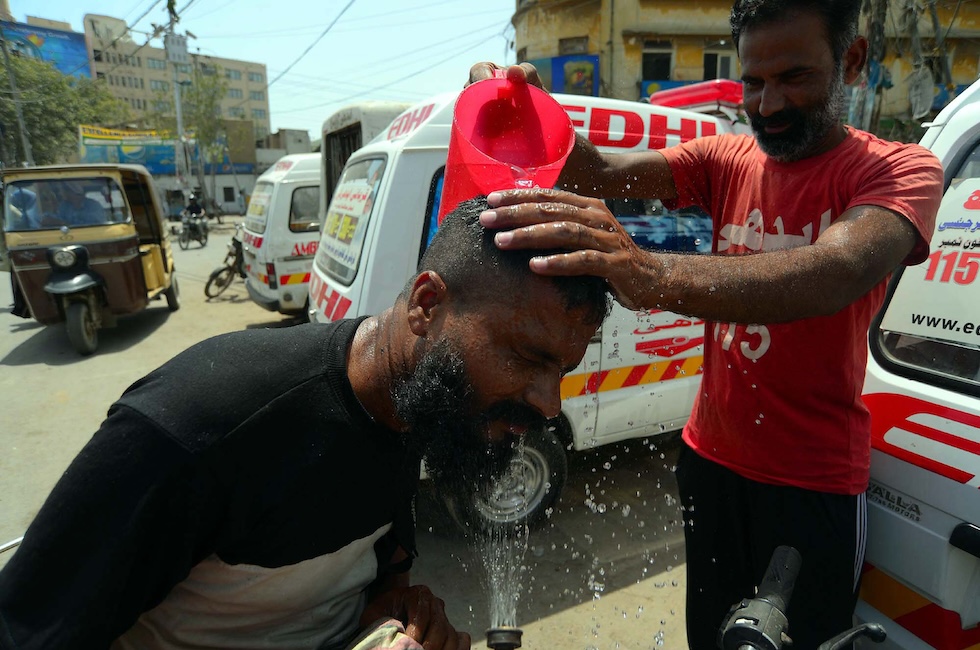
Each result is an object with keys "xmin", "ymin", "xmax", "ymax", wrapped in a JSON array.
[
  {"xmin": 78, "ymin": 126, "xmax": 255, "ymax": 176},
  {"xmin": 529, "ymin": 54, "xmax": 600, "ymax": 96},
  {"xmin": 0, "ymin": 21, "xmax": 91, "ymax": 78}
]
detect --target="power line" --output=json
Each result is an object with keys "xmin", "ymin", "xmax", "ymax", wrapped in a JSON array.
[
  {"xmin": 267, "ymin": 0, "xmax": 358, "ymax": 89},
  {"xmin": 275, "ymin": 29, "xmax": 503, "ymax": 115}
]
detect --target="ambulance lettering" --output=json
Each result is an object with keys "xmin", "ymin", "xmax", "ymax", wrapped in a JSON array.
[
  {"xmin": 864, "ymin": 393, "xmax": 980, "ymax": 487},
  {"xmin": 387, "ymin": 103, "xmax": 435, "ymax": 140},
  {"xmin": 291, "ymin": 241, "xmax": 318, "ymax": 257},
  {"xmin": 309, "ymin": 274, "xmax": 352, "ymax": 322},
  {"xmin": 866, "ymin": 481, "xmax": 922, "ymax": 522},
  {"xmin": 242, "ymin": 232, "xmax": 263, "ymax": 249},
  {"xmin": 562, "ymin": 104, "xmax": 716, "ymax": 150}
]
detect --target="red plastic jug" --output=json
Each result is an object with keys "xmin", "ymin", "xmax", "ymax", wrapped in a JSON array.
[{"xmin": 438, "ymin": 71, "xmax": 575, "ymax": 222}]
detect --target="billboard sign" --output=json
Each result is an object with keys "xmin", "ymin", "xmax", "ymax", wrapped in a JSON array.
[
  {"xmin": 78, "ymin": 125, "xmax": 255, "ymax": 176},
  {"xmin": 530, "ymin": 54, "xmax": 600, "ymax": 96},
  {"xmin": 0, "ymin": 21, "xmax": 92, "ymax": 78}
]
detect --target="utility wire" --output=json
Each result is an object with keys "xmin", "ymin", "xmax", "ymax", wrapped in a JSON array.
[
  {"xmin": 266, "ymin": 0, "xmax": 358, "ymax": 89},
  {"xmin": 275, "ymin": 29, "xmax": 502, "ymax": 115}
]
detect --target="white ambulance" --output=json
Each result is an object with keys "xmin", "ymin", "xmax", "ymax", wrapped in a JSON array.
[
  {"xmin": 854, "ymin": 80, "xmax": 980, "ymax": 649},
  {"xmin": 306, "ymin": 91, "xmax": 731, "ymax": 526},
  {"xmin": 242, "ymin": 153, "xmax": 322, "ymax": 317}
]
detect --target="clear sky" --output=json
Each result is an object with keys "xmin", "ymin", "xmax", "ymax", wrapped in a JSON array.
[{"xmin": 9, "ymin": 0, "xmax": 517, "ymax": 140}]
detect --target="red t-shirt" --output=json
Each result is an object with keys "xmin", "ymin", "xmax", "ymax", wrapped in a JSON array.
[{"xmin": 661, "ymin": 129, "xmax": 942, "ymax": 494}]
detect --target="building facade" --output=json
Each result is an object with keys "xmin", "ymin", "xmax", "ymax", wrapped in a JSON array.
[
  {"xmin": 83, "ymin": 14, "xmax": 271, "ymax": 142},
  {"xmin": 512, "ymin": 0, "xmax": 980, "ymax": 132}
]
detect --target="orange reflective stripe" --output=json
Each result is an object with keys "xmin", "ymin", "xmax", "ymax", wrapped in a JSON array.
[
  {"xmin": 861, "ymin": 564, "xmax": 980, "ymax": 650},
  {"xmin": 559, "ymin": 356, "xmax": 704, "ymax": 400},
  {"xmin": 278, "ymin": 273, "xmax": 312, "ymax": 285}
]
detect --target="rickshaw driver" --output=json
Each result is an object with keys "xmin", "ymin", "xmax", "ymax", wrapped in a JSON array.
[{"xmin": 53, "ymin": 181, "xmax": 106, "ymax": 226}]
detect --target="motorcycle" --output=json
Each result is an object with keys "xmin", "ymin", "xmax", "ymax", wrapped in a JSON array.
[
  {"xmin": 204, "ymin": 223, "xmax": 246, "ymax": 298},
  {"xmin": 178, "ymin": 209, "xmax": 209, "ymax": 249}
]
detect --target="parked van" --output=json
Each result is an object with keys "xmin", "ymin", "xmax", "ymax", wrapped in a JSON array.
[
  {"xmin": 854, "ymin": 81, "xmax": 980, "ymax": 649},
  {"xmin": 321, "ymin": 101, "xmax": 413, "ymax": 200},
  {"xmin": 242, "ymin": 153, "xmax": 321, "ymax": 316},
  {"xmin": 307, "ymin": 91, "xmax": 733, "ymax": 527}
]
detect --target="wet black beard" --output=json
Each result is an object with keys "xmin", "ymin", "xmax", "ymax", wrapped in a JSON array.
[{"xmin": 391, "ymin": 339, "xmax": 523, "ymax": 499}]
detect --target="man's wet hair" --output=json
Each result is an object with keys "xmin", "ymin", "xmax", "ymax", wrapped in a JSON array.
[
  {"xmin": 413, "ymin": 196, "xmax": 610, "ymax": 326},
  {"xmin": 730, "ymin": 0, "xmax": 860, "ymax": 65}
]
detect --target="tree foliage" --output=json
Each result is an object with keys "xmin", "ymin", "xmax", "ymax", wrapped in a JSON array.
[
  {"xmin": 142, "ymin": 56, "xmax": 229, "ymax": 200},
  {"xmin": 0, "ymin": 53, "xmax": 130, "ymax": 166}
]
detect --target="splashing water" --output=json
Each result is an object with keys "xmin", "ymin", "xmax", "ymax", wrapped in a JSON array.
[{"xmin": 469, "ymin": 446, "xmax": 531, "ymax": 629}]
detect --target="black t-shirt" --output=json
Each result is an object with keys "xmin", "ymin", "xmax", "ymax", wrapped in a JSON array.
[{"xmin": 0, "ymin": 320, "xmax": 419, "ymax": 649}]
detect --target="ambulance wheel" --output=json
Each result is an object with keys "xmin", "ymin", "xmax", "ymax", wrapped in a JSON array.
[
  {"xmin": 451, "ymin": 424, "xmax": 568, "ymax": 532},
  {"xmin": 66, "ymin": 302, "xmax": 98, "ymax": 356}
]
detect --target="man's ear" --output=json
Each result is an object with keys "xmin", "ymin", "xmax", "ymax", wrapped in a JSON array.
[
  {"xmin": 843, "ymin": 35, "xmax": 868, "ymax": 85},
  {"xmin": 406, "ymin": 271, "xmax": 448, "ymax": 337}
]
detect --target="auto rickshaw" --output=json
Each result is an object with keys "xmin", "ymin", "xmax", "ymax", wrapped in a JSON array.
[{"xmin": 0, "ymin": 164, "xmax": 180, "ymax": 355}]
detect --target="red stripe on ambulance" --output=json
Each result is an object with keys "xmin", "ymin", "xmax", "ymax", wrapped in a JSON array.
[{"xmin": 864, "ymin": 393, "xmax": 980, "ymax": 487}]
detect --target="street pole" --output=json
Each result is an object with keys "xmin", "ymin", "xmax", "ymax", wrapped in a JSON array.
[
  {"xmin": 164, "ymin": 16, "xmax": 188, "ymax": 195},
  {"xmin": 0, "ymin": 25, "xmax": 34, "ymax": 166}
]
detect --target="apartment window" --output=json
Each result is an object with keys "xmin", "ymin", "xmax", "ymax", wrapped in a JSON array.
[
  {"xmin": 704, "ymin": 49, "xmax": 737, "ymax": 80},
  {"xmin": 229, "ymin": 106, "xmax": 246, "ymax": 118},
  {"xmin": 227, "ymin": 88, "xmax": 243, "ymax": 99},
  {"xmin": 559, "ymin": 36, "xmax": 589, "ymax": 55},
  {"xmin": 642, "ymin": 40, "xmax": 673, "ymax": 80},
  {"xmin": 151, "ymin": 80, "xmax": 169, "ymax": 91},
  {"xmin": 248, "ymin": 71, "xmax": 263, "ymax": 83},
  {"xmin": 226, "ymin": 69, "xmax": 242, "ymax": 80},
  {"xmin": 177, "ymin": 63, "xmax": 190, "ymax": 74},
  {"xmin": 200, "ymin": 64, "xmax": 217, "ymax": 76},
  {"xmin": 249, "ymin": 90, "xmax": 265, "ymax": 101},
  {"xmin": 252, "ymin": 108, "xmax": 267, "ymax": 119},
  {"xmin": 96, "ymin": 72, "xmax": 105, "ymax": 81},
  {"xmin": 148, "ymin": 57, "xmax": 166, "ymax": 69},
  {"xmin": 93, "ymin": 49, "xmax": 103, "ymax": 62},
  {"xmin": 153, "ymin": 100, "xmax": 169, "ymax": 111}
]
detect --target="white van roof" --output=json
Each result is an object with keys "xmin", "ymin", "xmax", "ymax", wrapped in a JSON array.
[
  {"xmin": 320, "ymin": 101, "xmax": 414, "ymax": 142},
  {"xmin": 257, "ymin": 152, "xmax": 320, "ymax": 183},
  {"xmin": 375, "ymin": 90, "xmax": 734, "ymax": 154}
]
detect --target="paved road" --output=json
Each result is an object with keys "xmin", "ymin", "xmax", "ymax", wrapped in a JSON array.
[{"xmin": 0, "ymin": 218, "xmax": 690, "ymax": 648}]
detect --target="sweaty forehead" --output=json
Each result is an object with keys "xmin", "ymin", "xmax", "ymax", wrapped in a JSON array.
[{"xmin": 738, "ymin": 11, "xmax": 832, "ymax": 69}]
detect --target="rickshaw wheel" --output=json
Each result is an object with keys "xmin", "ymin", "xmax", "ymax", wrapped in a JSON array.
[
  {"xmin": 165, "ymin": 276, "xmax": 181, "ymax": 311},
  {"xmin": 178, "ymin": 229, "xmax": 190, "ymax": 250},
  {"xmin": 66, "ymin": 302, "xmax": 98, "ymax": 356}
]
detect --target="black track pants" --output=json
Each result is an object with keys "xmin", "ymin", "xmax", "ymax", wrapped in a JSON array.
[{"xmin": 674, "ymin": 443, "xmax": 866, "ymax": 650}]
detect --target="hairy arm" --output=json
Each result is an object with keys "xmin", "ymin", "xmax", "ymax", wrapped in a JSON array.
[{"xmin": 480, "ymin": 189, "xmax": 918, "ymax": 323}]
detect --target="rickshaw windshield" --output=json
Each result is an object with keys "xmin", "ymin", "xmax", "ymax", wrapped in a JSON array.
[{"xmin": 3, "ymin": 177, "xmax": 130, "ymax": 232}]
